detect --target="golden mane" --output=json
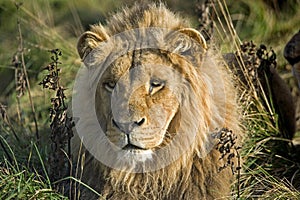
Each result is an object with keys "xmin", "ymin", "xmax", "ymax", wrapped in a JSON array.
[{"xmin": 73, "ymin": 3, "xmax": 241, "ymax": 199}]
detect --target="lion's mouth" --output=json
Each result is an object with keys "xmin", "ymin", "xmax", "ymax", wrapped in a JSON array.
[{"xmin": 123, "ymin": 143, "xmax": 146, "ymax": 151}]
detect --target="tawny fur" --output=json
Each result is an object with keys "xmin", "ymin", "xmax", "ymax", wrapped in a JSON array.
[{"xmin": 73, "ymin": 3, "xmax": 241, "ymax": 200}]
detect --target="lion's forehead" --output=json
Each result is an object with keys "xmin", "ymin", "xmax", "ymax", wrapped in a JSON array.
[{"xmin": 105, "ymin": 49, "xmax": 174, "ymax": 82}]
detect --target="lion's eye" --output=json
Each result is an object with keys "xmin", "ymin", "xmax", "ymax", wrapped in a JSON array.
[
  {"xmin": 149, "ymin": 80, "xmax": 164, "ymax": 95},
  {"xmin": 104, "ymin": 81, "xmax": 116, "ymax": 92}
]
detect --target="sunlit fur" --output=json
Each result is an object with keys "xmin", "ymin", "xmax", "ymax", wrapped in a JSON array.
[{"xmin": 73, "ymin": 3, "xmax": 241, "ymax": 200}]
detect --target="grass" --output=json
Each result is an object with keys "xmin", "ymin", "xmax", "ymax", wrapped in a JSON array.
[
  {"xmin": 0, "ymin": 136, "xmax": 66, "ymax": 199},
  {"xmin": 0, "ymin": 0, "xmax": 300, "ymax": 199},
  {"xmin": 205, "ymin": 0, "xmax": 300, "ymax": 198}
]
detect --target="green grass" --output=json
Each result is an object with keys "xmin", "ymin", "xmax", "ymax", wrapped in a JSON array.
[
  {"xmin": 0, "ymin": 136, "xmax": 66, "ymax": 199},
  {"xmin": 0, "ymin": 0, "xmax": 300, "ymax": 199}
]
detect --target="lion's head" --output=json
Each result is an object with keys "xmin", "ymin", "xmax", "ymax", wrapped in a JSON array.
[
  {"xmin": 96, "ymin": 52, "xmax": 180, "ymax": 150},
  {"xmin": 73, "ymin": 3, "xmax": 240, "ymax": 199}
]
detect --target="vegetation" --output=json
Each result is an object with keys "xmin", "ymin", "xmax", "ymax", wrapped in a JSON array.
[{"xmin": 0, "ymin": 0, "xmax": 299, "ymax": 199}]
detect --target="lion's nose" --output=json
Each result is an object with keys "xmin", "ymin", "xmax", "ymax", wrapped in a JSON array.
[
  {"xmin": 135, "ymin": 117, "xmax": 145, "ymax": 126},
  {"xmin": 112, "ymin": 117, "xmax": 146, "ymax": 134}
]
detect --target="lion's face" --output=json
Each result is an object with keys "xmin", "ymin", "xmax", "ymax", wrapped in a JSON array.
[
  {"xmin": 76, "ymin": 23, "xmax": 208, "ymax": 167},
  {"xmin": 95, "ymin": 51, "xmax": 181, "ymax": 156}
]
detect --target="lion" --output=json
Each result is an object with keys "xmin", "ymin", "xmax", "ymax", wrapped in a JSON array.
[{"xmin": 72, "ymin": 3, "xmax": 241, "ymax": 200}]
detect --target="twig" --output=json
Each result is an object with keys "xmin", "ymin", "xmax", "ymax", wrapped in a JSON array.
[
  {"xmin": 15, "ymin": 2, "xmax": 39, "ymax": 141},
  {"xmin": 12, "ymin": 54, "xmax": 23, "ymax": 124},
  {"xmin": 236, "ymin": 146, "xmax": 241, "ymax": 199}
]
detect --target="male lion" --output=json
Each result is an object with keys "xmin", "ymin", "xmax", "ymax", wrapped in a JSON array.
[{"xmin": 72, "ymin": 3, "xmax": 241, "ymax": 200}]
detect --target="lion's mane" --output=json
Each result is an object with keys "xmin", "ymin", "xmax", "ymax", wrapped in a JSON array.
[{"xmin": 73, "ymin": 3, "xmax": 241, "ymax": 200}]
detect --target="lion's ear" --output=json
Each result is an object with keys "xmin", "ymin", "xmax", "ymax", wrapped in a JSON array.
[
  {"xmin": 167, "ymin": 28, "xmax": 207, "ymax": 54},
  {"xmin": 178, "ymin": 28, "xmax": 207, "ymax": 50},
  {"xmin": 77, "ymin": 29, "xmax": 108, "ymax": 61}
]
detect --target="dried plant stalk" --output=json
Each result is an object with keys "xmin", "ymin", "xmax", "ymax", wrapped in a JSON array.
[
  {"xmin": 39, "ymin": 49, "xmax": 74, "ymax": 190},
  {"xmin": 15, "ymin": 2, "xmax": 39, "ymax": 140}
]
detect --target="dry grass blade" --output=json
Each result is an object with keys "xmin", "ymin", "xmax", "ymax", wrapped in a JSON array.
[{"xmin": 15, "ymin": 2, "xmax": 39, "ymax": 141}]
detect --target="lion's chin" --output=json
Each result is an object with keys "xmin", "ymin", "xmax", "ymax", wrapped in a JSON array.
[{"xmin": 117, "ymin": 148, "xmax": 153, "ymax": 164}]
